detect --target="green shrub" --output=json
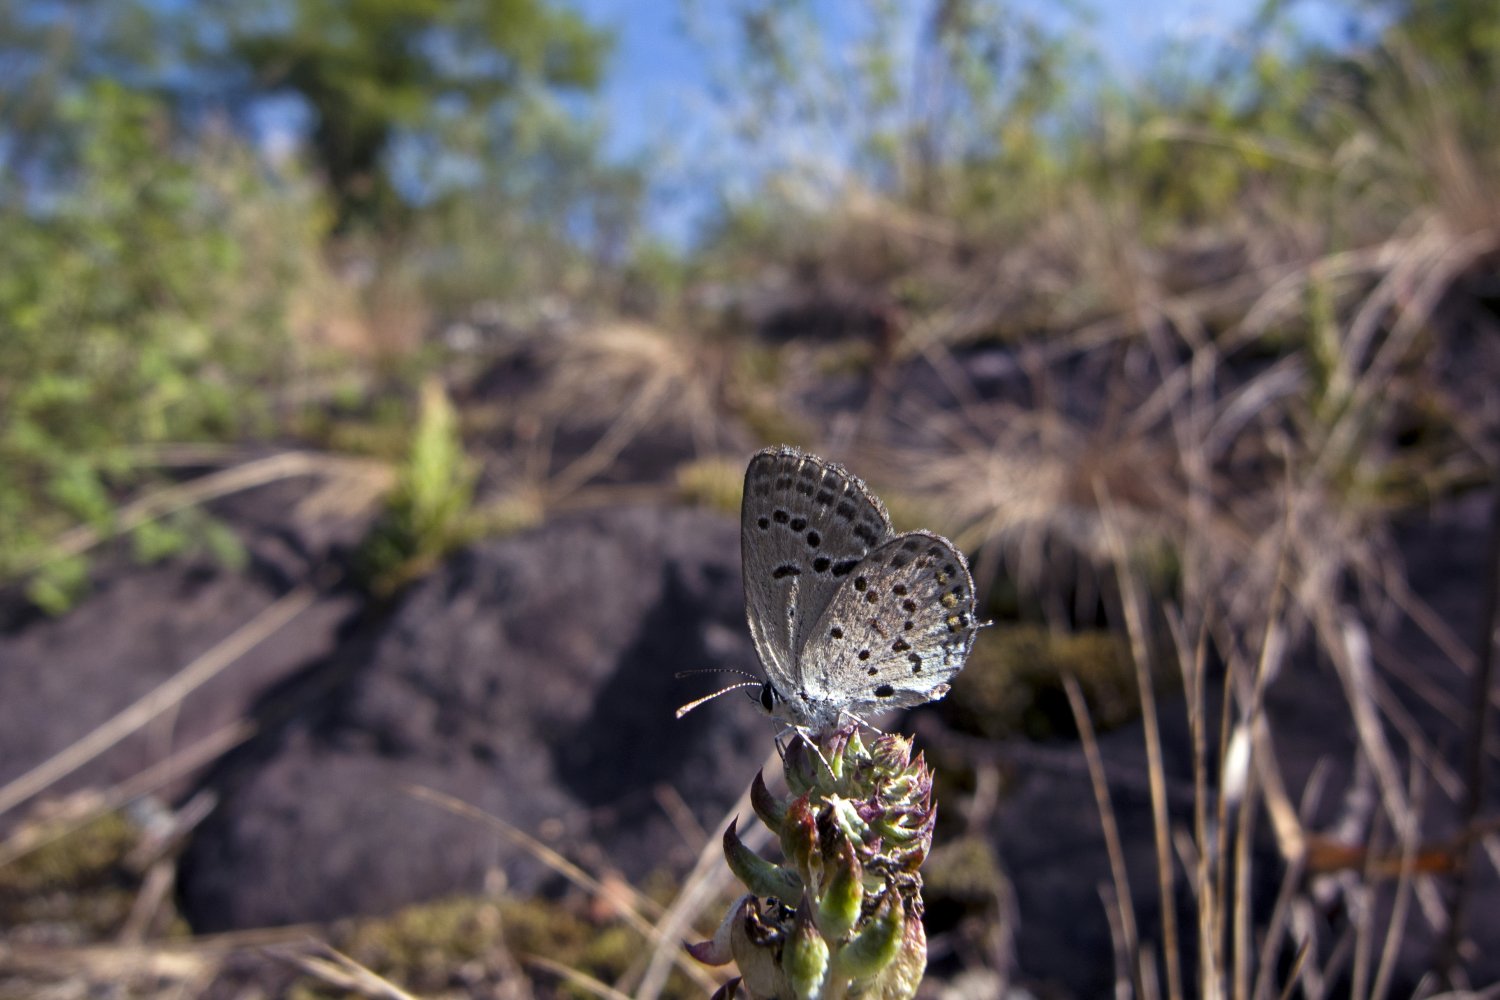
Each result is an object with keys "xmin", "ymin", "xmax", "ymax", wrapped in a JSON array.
[{"xmin": 0, "ymin": 80, "xmax": 328, "ymax": 606}]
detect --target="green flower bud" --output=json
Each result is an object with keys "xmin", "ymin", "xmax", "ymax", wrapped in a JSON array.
[
  {"xmin": 724, "ymin": 817, "xmax": 802, "ymax": 900},
  {"xmin": 838, "ymin": 890, "xmax": 904, "ymax": 977},
  {"xmin": 784, "ymin": 905, "xmax": 831, "ymax": 1000},
  {"xmin": 693, "ymin": 727, "xmax": 937, "ymax": 999},
  {"xmin": 816, "ymin": 837, "xmax": 864, "ymax": 942}
]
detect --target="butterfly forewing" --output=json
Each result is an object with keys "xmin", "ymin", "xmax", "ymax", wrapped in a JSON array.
[
  {"xmin": 741, "ymin": 446, "xmax": 894, "ymax": 690},
  {"xmin": 800, "ymin": 530, "xmax": 978, "ymax": 716}
]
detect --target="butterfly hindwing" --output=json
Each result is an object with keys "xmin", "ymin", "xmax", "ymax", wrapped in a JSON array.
[{"xmin": 799, "ymin": 530, "xmax": 978, "ymax": 716}]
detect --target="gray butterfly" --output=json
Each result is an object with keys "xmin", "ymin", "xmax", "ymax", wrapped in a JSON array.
[{"xmin": 736, "ymin": 445, "xmax": 980, "ymax": 737}]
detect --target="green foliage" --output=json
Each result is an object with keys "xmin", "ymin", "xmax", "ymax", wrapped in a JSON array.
[
  {"xmin": 24, "ymin": 555, "xmax": 91, "ymax": 618},
  {"xmin": 1376, "ymin": 0, "xmax": 1500, "ymax": 87},
  {"xmin": 0, "ymin": 80, "xmax": 327, "ymax": 606},
  {"xmin": 198, "ymin": 0, "xmax": 611, "ymax": 224},
  {"xmin": 356, "ymin": 379, "xmax": 479, "ymax": 594},
  {"xmin": 131, "ymin": 509, "xmax": 248, "ymax": 571},
  {"xmin": 407, "ymin": 101, "xmax": 648, "ymax": 311}
]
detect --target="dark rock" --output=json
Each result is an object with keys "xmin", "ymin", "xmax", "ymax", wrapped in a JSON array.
[
  {"xmin": 178, "ymin": 505, "xmax": 770, "ymax": 931},
  {"xmin": 0, "ymin": 474, "xmax": 362, "ymax": 826},
  {"xmin": 757, "ymin": 288, "xmax": 898, "ymax": 346}
]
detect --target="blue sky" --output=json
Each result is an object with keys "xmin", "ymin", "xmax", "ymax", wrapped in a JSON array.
[
  {"xmin": 567, "ymin": 0, "xmax": 1370, "ymax": 158},
  {"xmin": 559, "ymin": 1, "xmax": 1373, "ymax": 243}
]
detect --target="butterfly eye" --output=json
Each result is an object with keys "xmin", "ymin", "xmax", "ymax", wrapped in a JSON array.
[{"xmin": 759, "ymin": 682, "xmax": 778, "ymax": 713}]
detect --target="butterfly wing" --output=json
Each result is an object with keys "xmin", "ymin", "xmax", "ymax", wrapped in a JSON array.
[
  {"xmin": 799, "ymin": 530, "xmax": 979, "ymax": 716},
  {"xmin": 740, "ymin": 446, "xmax": 895, "ymax": 693}
]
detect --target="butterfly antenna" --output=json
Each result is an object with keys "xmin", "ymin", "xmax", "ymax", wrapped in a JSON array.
[
  {"xmin": 675, "ymin": 681, "xmax": 762, "ymax": 719},
  {"xmin": 673, "ymin": 667, "xmax": 762, "ymax": 682}
]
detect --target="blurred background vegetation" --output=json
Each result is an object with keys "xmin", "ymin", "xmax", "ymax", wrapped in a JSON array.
[{"xmin": 2, "ymin": 0, "xmax": 1494, "ymax": 607}]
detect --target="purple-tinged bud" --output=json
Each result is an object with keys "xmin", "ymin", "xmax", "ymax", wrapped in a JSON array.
[
  {"xmin": 781, "ymin": 795, "xmax": 821, "ymax": 885},
  {"xmin": 688, "ymin": 893, "xmax": 752, "ymax": 967},
  {"xmin": 708, "ymin": 978, "xmax": 744, "ymax": 1000}
]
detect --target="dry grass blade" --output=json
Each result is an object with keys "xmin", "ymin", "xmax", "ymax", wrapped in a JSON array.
[
  {"xmin": 1319, "ymin": 614, "xmax": 1414, "ymax": 851},
  {"xmin": 548, "ymin": 375, "xmax": 675, "ymax": 499},
  {"xmin": 0, "ymin": 583, "xmax": 319, "ymax": 820},
  {"xmin": 1253, "ymin": 841, "xmax": 1309, "ymax": 1000},
  {"xmin": 0, "ymin": 940, "xmax": 216, "ymax": 983},
  {"xmin": 0, "ymin": 718, "xmax": 253, "ymax": 868},
  {"xmin": 635, "ymin": 747, "xmax": 781, "ymax": 1000},
  {"xmin": 1063, "ymin": 673, "xmax": 1141, "ymax": 997},
  {"xmin": 1139, "ymin": 119, "xmax": 1330, "ymax": 172},
  {"xmin": 270, "ymin": 940, "xmax": 423, "ymax": 1000},
  {"xmin": 887, "ymin": 401, "xmax": 1183, "ymax": 608},
  {"xmin": 402, "ymin": 784, "xmax": 723, "ymax": 995},
  {"xmin": 1232, "ymin": 549, "xmax": 1296, "ymax": 1000},
  {"xmin": 1231, "ymin": 736, "xmax": 1260, "ymax": 1000},
  {"xmin": 1275, "ymin": 939, "xmax": 1313, "ymax": 1000},
  {"xmin": 19, "ymin": 450, "xmax": 392, "ymax": 575},
  {"xmin": 1165, "ymin": 608, "xmax": 1222, "ymax": 1000},
  {"xmin": 402, "ymin": 786, "xmax": 657, "ymax": 926},
  {"xmin": 523, "ymin": 954, "xmax": 637, "ymax": 1000},
  {"xmin": 1370, "ymin": 762, "xmax": 1427, "ymax": 1000},
  {"xmin": 1099, "ymin": 496, "xmax": 1184, "ymax": 1000}
]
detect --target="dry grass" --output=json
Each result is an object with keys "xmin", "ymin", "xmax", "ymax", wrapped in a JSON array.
[{"xmin": 537, "ymin": 319, "xmax": 735, "ymax": 497}]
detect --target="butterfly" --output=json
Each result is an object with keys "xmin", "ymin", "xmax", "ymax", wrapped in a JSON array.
[{"xmin": 680, "ymin": 446, "xmax": 980, "ymax": 739}]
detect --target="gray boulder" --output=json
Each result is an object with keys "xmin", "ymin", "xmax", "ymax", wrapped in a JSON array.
[{"xmin": 178, "ymin": 505, "xmax": 770, "ymax": 930}]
